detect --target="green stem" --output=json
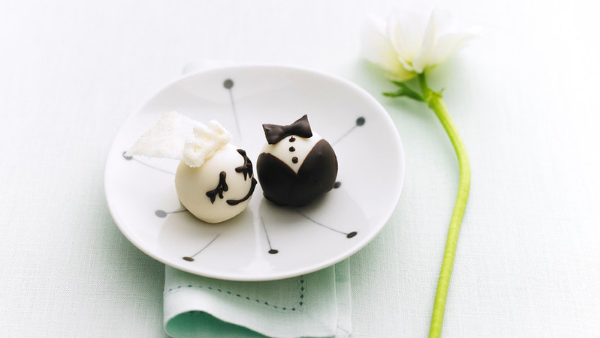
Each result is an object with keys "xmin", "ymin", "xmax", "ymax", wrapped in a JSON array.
[{"xmin": 418, "ymin": 73, "xmax": 471, "ymax": 338}]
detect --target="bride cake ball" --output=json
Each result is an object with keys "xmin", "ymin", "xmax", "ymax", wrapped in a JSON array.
[
  {"xmin": 126, "ymin": 111, "xmax": 257, "ymax": 223},
  {"xmin": 257, "ymin": 115, "xmax": 338, "ymax": 207}
]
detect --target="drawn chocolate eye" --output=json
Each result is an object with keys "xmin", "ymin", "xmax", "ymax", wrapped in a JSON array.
[
  {"xmin": 234, "ymin": 149, "xmax": 253, "ymax": 180},
  {"xmin": 206, "ymin": 171, "xmax": 228, "ymax": 204}
]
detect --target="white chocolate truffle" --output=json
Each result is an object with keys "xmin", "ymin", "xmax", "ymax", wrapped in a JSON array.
[
  {"xmin": 175, "ymin": 144, "xmax": 257, "ymax": 223},
  {"xmin": 126, "ymin": 111, "xmax": 256, "ymax": 223}
]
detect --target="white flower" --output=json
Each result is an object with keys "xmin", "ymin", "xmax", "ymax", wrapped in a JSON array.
[{"xmin": 361, "ymin": 7, "xmax": 476, "ymax": 81}]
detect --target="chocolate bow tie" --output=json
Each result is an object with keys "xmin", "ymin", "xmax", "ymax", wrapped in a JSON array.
[{"xmin": 262, "ymin": 115, "xmax": 313, "ymax": 144}]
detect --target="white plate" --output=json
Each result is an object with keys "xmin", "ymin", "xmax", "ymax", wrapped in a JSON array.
[{"xmin": 105, "ymin": 65, "xmax": 404, "ymax": 281}]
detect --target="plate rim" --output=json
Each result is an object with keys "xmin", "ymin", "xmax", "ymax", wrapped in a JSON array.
[{"xmin": 104, "ymin": 64, "xmax": 405, "ymax": 281}]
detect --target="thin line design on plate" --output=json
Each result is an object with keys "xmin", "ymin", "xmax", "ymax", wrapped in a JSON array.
[
  {"xmin": 122, "ymin": 151, "xmax": 175, "ymax": 175},
  {"xmin": 296, "ymin": 211, "xmax": 358, "ymax": 239},
  {"xmin": 331, "ymin": 116, "xmax": 366, "ymax": 146},
  {"xmin": 261, "ymin": 215, "xmax": 279, "ymax": 254},
  {"xmin": 155, "ymin": 209, "xmax": 187, "ymax": 218},
  {"xmin": 223, "ymin": 79, "xmax": 242, "ymax": 138},
  {"xmin": 182, "ymin": 234, "xmax": 221, "ymax": 262}
]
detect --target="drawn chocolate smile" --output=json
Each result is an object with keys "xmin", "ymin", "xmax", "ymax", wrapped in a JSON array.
[
  {"xmin": 227, "ymin": 178, "xmax": 257, "ymax": 206},
  {"xmin": 206, "ymin": 149, "xmax": 257, "ymax": 206}
]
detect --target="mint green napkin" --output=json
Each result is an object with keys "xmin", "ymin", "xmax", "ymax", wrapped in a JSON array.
[{"xmin": 164, "ymin": 259, "xmax": 351, "ymax": 338}]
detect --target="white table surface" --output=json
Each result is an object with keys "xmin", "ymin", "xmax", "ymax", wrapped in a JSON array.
[{"xmin": 1, "ymin": 0, "xmax": 599, "ymax": 337}]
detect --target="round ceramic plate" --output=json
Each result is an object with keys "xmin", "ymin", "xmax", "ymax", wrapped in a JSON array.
[{"xmin": 105, "ymin": 65, "xmax": 404, "ymax": 281}]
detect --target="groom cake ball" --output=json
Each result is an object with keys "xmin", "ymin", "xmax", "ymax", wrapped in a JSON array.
[{"xmin": 257, "ymin": 115, "xmax": 338, "ymax": 207}]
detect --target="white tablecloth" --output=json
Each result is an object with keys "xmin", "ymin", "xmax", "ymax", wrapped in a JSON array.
[{"xmin": 1, "ymin": 0, "xmax": 599, "ymax": 337}]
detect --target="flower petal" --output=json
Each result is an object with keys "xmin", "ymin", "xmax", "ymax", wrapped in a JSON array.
[
  {"xmin": 413, "ymin": 9, "xmax": 459, "ymax": 72},
  {"xmin": 360, "ymin": 6, "xmax": 476, "ymax": 79},
  {"xmin": 386, "ymin": 7, "xmax": 431, "ymax": 66},
  {"xmin": 428, "ymin": 9, "xmax": 477, "ymax": 68},
  {"xmin": 412, "ymin": 11, "xmax": 437, "ymax": 73},
  {"xmin": 385, "ymin": 67, "xmax": 418, "ymax": 82},
  {"xmin": 429, "ymin": 31, "xmax": 477, "ymax": 67},
  {"xmin": 360, "ymin": 16, "xmax": 413, "ymax": 79}
]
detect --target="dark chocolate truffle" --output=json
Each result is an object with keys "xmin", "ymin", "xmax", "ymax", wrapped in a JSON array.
[{"xmin": 257, "ymin": 115, "xmax": 338, "ymax": 207}]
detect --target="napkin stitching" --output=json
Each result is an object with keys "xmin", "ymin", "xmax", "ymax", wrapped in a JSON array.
[{"xmin": 165, "ymin": 277, "xmax": 305, "ymax": 312}]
